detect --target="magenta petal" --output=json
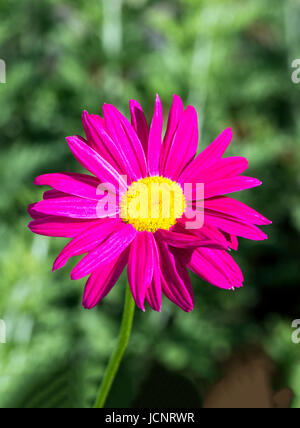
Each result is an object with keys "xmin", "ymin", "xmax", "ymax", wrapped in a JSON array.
[
  {"xmin": 159, "ymin": 94, "xmax": 184, "ymax": 174},
  {"xmin": 28, "ymin": 203, "xmax": 47, "ymax": 219},
  {"xmin": 32, "ymin": 196, "xmax": 118, "ymax": 219},
  {"xmin": 203, "ymin": 177, "xmax": 262, "ymax": 200},
  {"xmin": 128, "ymin": 232, "xmax": 155, "ymax": 311},
  {"xmin": 147, "ymin": 94, "xmax": 163, "ymax": 176},
  {"xmin": 188, "ymin": 247, "xmax": 243, "ymax": 290},
  {"xmin": 204, "ymin": 196, "xmax": 272, "ymax": 225},
  {"xmin": 194, "ymin": 128, "xmax": 233, "ymax": 169},
  {"xmin": 179, "ymin": 156, "xmax": 248, "ymax": 185},
  {"xmin": 82, "ymin": 111, "xmax": 113, "ymax": 161},
  {"xmin": 71, "ymin": 223, "xmax": 137, "ymax": 280},
  {"xmin": 82, "ymin": 249, "xmax": 129, "ymax": 309},
  {"xmin": 146, "ymin": 276, "xmax": 162, "ymax": 312},
  {"xmin": 66, "ymin": 135, "xmax": 127, "ymax": 194},
  {"xmin": 222, "ymin": 232, "xmax": 239, "ymax": 251},
  {"xmin": 82, "ymin": 111, "xmax": 128, "ymax": 174},
  {"xmin": 112, "ymin": 106, "xmax": 148, "ymax": 177},
  {"xmin": 156, "ymin": 236, "xmax": 194, "ymax": 312},
  {"xmin": 53, "ymin": 219, "xmax": 121, "ymax": 271},
  {"xmin": 43, "ymin": 190, "xmax": 69, "ymax": 199},
  {"xmin": 129, "ymin": 100, "xmax": 149, "ymax": 155},
  {"xmin": 218, "ymin": 249, "xmax": 244, "ymax": 283},
  {"xmin": 199, "ymin": 248, "xmax": 244, "ymax": 284},
  {"xmin": 103, "ymin": 104, "xmax": 147, "ymax": 180},
  {"xmin": 146, "ymin": 237, "xmax": 162, "ymax": 312},
  {"xmin": 230, "ymin": 234, "xmax": 239, "ymax": 250},
  {"xmin": 157, "ymin": 228, "xmax": 227, "ymax": 250},
  {"xmin": 28, "ymin": 217, "xmax": 95, "ymax": 238},
  {"xmin": 86, "ymin": 111, "xmax": 142, "ymax": 182},
  {"xmin": 204, "ymin": 211, "xmax": 268, "ymax": 241},
  {"xmin": 189, "ymin": 250, "xmax": 231, "ymax": 289},
  {"xmin": 35, "ymin": 172, "xmax": 102, "ymax": 200},
  {"xmin": 178, "ymin": 215, "xmax": 229, "ymax": 245},
  {"xmin": 164, "ymin": 105, "xmax": 199, "ymax": 180}
]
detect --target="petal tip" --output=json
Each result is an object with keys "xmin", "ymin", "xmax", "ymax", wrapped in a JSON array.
[
  {"xmin": 34, "ymin": 175, "xmax": 45, "ymax": 186},
  {"xmin": 82, "ymin": 299, "xmax": 94, "ymax": 310},
  {"xmin": 70, "ymin": 271, "xmax": 79, "ymax": 280},
  {"xmin": 65, "ymin": 136, "xmax": 74, "ymax": 146},
  {"xmin": 53, "ymin": 257, "xmax": 64, "ymax": 272}
]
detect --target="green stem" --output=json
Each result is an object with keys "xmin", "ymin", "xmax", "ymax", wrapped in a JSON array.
[{"xmin": 94, "ymin": 284, "xmax": 135, "ymax": 408}]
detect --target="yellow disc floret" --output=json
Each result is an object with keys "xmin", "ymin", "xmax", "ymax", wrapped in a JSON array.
[{"xmin": 120, "ymin": 176, "xmax": 186, "ymax": 233}]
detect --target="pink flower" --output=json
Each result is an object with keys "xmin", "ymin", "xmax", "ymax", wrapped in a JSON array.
[{"xmin": 28, "ymin": 94, "xmax": 271, "ymax": 312}]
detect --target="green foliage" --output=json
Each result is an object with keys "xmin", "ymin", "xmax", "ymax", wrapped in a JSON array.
[{"xmin": 0, "ymin": 0, "xmax": 299, "ymax": 408}]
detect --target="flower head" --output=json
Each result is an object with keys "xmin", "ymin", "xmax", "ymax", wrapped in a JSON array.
[{"xmin": 28, "ymin": 94, "xmax": 271, "ymax": 312}]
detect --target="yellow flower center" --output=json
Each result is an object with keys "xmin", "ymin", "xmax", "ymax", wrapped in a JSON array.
[{"xmin": 120, "ymin": 176, "xmax": 186, "ymax": 233}]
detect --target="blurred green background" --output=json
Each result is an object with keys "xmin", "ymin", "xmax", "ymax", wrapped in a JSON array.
[{"xmin": 0, "ymin": 0, "xmax": 299, "ymax": 408}]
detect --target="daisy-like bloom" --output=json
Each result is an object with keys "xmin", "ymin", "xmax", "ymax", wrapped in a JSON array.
[{"xmin": 28, "ymin": 95, "xmax": 271, "ymax": 312}]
